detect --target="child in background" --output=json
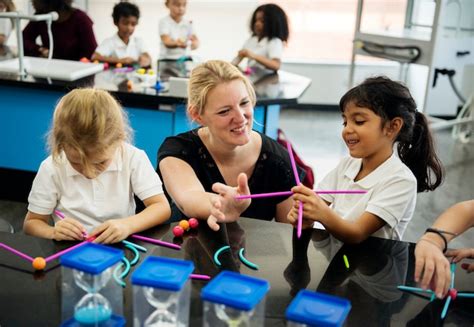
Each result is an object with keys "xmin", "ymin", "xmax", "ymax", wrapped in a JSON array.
[
  {"xmin": 289, "ymin": 76, "xmax": 444, "ymax": 243},
  {"xmin": 92, "ymin": 2, "xmax": 151, "ymax": 67},
  {"xmin": 0, "ymin": 0, "xmax": 15, "ymax": 46},
  {"xmin": 23, "ymin": 0, "xmax": 97, "ymax": 60},
  {"xmin": 415, "ymin": 200, "xmax": 474, "ymax": 299},
  {"xmin": 158, "ymin": 0, "xmax": 199, "ymax": 60},
  {"xmin": 232, "ymin": 3, "xmax": 289, "ymax": 72},
  {"xmin": 24, "ymin": 89, "xmax": 170, "ymax": 244}
]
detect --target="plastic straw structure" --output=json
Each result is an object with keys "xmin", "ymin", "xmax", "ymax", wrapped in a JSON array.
[
  {"xmin": 397, "ymin": 285, "xmax": 433, "ymax": 294},
  {"xmin": 286, "ymin": 142, "xmax": 303, "ymax": 238},
  {"xmin": 441, "ymin": 295, "xmax": 452, "ymax": 319},
  {"xmin": 130, "ymin": 234, "xmax": 181, "ymax": 250},
  {"xmin": 235, "ymin": 190, "xmax": 366, "ymax": 200},
  {"xmin": 44, "ymin": 240, "xmax": 88, "ymax": 263},
  {"xmin": 191, "ymin": 273, "xmax": 211, "ymax": 280},
  {"xmin": 0, "ymin": 242, "xmax": 34, "ymax": 262}
]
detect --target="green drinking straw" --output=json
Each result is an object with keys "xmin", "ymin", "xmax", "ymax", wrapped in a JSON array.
[{"xmin": 343, "ymin": 254, "xmax": 350, "ymax": 269}]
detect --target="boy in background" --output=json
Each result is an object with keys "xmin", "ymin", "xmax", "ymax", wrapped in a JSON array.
[{"xmin": 93, "ymin": 2, "xmax": 151, "ymax": 67}]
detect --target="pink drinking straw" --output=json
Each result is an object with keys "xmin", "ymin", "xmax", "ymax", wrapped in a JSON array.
[
  {"xmin": 190, "ymin": 273, "xmax": 211, "ymax": 280},
  {"xmin": 44, "ymin": 240, "xmax": 89, "ymax": 263},
  {"xmin": 235, "ymin": 189, "xmax": 366, "ymax": 200},
  {"xmin": 0, "ymin": 242, "xmax": 34, "ymax": 262},
  {"xmin": 286, "ymin": 143, "xmax": 303, "ymax": 238},
  {"xmin": 54, "ymin": 209, "xmax": 65, "ymax": 219},
  {"xmin": 130, "ymin": 234, "xmax": 181, "ymax": 250}
]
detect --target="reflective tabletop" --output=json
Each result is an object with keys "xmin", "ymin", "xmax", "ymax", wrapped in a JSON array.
[{"xmin": 0, "ymin": 218, "xmax": 472, "ymax": 326}]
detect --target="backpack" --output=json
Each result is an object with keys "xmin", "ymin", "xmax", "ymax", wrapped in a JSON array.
[{"xmin": 276, "ymin": 128, "xmax": 315, "ymax": 188}]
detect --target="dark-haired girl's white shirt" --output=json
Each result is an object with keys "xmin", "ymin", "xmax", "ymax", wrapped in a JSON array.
[
  {"xmin": 237, "ymin": 36, "xmax": 283, "ymax": 71},
  {"xmin": 27, "ymin": 142, "xmax": 163, "ymax": 233},
  {"xmin": 317, "ymin": 152, "xmax": 417, "ymax": 240}
]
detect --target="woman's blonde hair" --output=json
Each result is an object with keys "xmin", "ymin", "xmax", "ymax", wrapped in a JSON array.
[
  {"xmin": 48, "ymin": 88, "xmax": 132, "ymax": 174},
  {"xmin": 187, "ymin": 60, "xmax": 256, "ymax": 117}
]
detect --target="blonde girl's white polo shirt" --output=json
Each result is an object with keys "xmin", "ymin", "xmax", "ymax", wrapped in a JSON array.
[
  {"xmin": 27, "ymin": 143, "xmax": 163, "ymax": 233},
  {"xmin": 317, "ymin": 153, "xmax": 417, "ymax": 240},
  {"xmin": 95, "ymin": 33, "xmax": 147, "ymax": 61}
]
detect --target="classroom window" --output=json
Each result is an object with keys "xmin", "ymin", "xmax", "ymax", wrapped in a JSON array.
[{"xmin": 268, "ymin": 0, "xmax": 407, "ymax": 62}]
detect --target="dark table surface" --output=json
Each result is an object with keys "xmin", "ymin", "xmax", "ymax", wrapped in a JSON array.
[{"xmin": 0, "ymin": 218, "xmax": 472, "ymax": 326}]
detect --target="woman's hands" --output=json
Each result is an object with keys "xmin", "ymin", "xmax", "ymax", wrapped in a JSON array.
[{"xmin": 207, "ymin": 173, "xmax": 251, "ymax": 231}]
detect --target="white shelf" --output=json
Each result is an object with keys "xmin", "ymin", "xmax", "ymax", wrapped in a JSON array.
[{"xmin": 349, "ymin": 0, "xmax": 474, "ymax": 116}]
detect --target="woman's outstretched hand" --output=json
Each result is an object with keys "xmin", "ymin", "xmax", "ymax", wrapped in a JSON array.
[{"xmin": 207, "ymin": 173, "xmax": 251, "ymax": 231}]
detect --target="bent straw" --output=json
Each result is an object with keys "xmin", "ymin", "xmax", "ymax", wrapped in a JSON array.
[
  {"xmin": 45, "ymin": 240, "xmax": 88, "ymax": 263},
  {"xmin": 235, "ymin": 189, "xmax": 366, "ymax": 200},
  {"xmin": 0, "ymin": 242, "xmax": 34, "ymax": 262},
  {"xmin": 286, "ymin": 142, "xmax": 303, "ymax": 238},
  {"xmin": 130, "ymin": 234, "xmax": 181, "ymax": 250}
]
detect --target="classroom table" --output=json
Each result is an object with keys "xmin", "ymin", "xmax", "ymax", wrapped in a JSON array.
[{"xmin": 0, "ymin": 218, "xmax": 472, "ymax": 326}]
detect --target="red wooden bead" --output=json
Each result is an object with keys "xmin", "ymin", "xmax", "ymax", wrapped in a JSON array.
[
  {"xmin": 448, "ymin": 288, "xmax": 457, "ymax": 300},
  {"xmin": 173, "ymin": 225, "xmax": 184, "ymax": 237},
  {"xmin": 188, "ymin": 218, "xmax": 199, "ymax": 229}
]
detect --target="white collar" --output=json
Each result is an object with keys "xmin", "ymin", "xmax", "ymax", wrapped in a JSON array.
[
  {"xmin": 113, "ymin": 33, "xmax": 134, "ymax": 47},
  {"xmin": 344, "ymin": 152, "xmax": 399, "ymax": 188}
]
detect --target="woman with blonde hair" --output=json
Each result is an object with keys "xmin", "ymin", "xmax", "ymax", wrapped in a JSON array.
[
  {"xmin": 158, "ymin": 60, "xmax": 302, "ymax": 230},
  {"xmin": 24, "ymin": 88, "xmax": 170, "ymax": 243}
]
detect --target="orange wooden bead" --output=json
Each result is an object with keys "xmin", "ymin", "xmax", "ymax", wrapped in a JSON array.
[
  {"xmin": 32, "ymin": 257, "xmax": 46, "ymax": 270},
  {"xmin": 179, "ymin": 219, "xmax": 190, "ymax": 231}
]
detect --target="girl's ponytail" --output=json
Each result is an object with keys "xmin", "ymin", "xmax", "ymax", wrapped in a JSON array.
[{"xmin": 398, "ymin": 111, "xmax": 444, "ymax": 192}]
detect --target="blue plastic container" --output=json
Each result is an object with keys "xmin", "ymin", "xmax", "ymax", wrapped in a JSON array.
[
  {"xmin": 131, "ymin": 256, "xmax": 194, "ymax": 327},
  {"xmin": 60, "ymin": 243, "xmax": 124, "ymax": 327},
  {"xmin": 201, "ymin": 271, "xmax": 270, "ymax": 326},
  {"xmin": 285, "ymin": 290, "xmax": 351, "ymax": 327}
]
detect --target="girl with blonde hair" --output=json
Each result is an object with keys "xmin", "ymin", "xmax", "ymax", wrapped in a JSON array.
[{"xmin": 24, "ymin": 88, "xmax": 170, "ymax": 243}]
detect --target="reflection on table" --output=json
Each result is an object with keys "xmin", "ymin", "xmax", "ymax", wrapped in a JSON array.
[{"xmin": 1, "ymin": 218, "xmax": 471, "ymax": 326}]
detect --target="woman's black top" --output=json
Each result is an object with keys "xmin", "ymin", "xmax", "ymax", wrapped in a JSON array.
[{"xmin": 157, "ymin": 129, "xmax": 304, "ymax": 221}]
